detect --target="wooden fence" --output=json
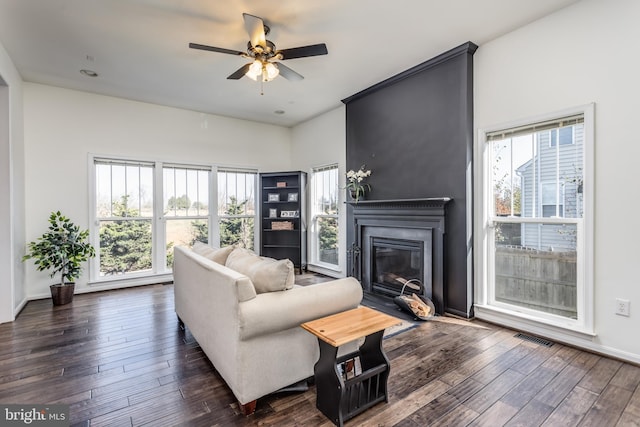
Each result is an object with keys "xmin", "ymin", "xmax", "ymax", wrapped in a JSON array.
[{"xmin": 495, "ymin": 246, "xmax": 577, "ymax": 319}]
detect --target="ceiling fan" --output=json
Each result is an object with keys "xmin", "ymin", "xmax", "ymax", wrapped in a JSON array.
[{"xmin": 189, "ymin": 13, "xmax": 328, "ymax": 85}]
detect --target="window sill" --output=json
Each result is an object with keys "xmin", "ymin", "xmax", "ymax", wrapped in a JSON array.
[
  {"xmin": 474, "ymin": 304, "xmax": 595, "ymax": 342},
  {"xmin": 306, "ymin": 263, "xmax": 343, "ymax": 278},
  {"xmin": 88, "ymin": 273, "xmax": 173, "ymax": 290}
]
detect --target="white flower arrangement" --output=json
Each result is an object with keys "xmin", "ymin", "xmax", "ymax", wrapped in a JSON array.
[{"xmin": 345, "ymin": 165, "xmax": 372, "ymax": 202}]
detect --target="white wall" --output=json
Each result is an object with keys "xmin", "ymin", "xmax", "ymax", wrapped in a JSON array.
[
  {"xmin": 23, "ymin": 83, "xmax": 292, "ymax": 297},
  {"xmin": 474, "ymin": 0, "xmax": 640, "ymax": 361},
  {"xmin": 0, "ymin": 39, "xmax": 25, "ymax": 324},
  {"xmin": 291, "ymin": 106, "xmax": 347, "ymax": 277}
]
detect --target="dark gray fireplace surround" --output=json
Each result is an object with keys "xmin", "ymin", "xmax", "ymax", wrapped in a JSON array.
[
  {"xmin": 342, "ymin": 41, "xmax": 476, "ymax": 318},
  {"xmin": 348, "ymin": 198, "xmax": 449, "ymax": 314}
]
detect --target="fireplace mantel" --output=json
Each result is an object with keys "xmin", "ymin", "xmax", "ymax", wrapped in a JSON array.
[{"xmin": 347, "ymin": 197, "xmax": 451, "ymax": 208}]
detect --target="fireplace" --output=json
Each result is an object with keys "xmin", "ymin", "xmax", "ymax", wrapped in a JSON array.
[
  {"xmin": 371, "ymin": 237, "xmax": 424, "ymax": 298},
  {"xmin": 348, "ymin": 198, "xmax": 449, "ymax": 314}
]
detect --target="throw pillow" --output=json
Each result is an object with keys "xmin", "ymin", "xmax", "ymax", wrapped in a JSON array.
[
  {"xmin": 225, "ymin": 247, "xmax": 294, "ymax": 293},
  {"xmin": 191, "ymin": 242, "xmax": 235, "ymax": 265}
]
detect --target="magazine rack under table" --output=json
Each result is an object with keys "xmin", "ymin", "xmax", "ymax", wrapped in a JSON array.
[{"xmin": 301, "ymin": 306, "xmax": 401, "ymax": 426}]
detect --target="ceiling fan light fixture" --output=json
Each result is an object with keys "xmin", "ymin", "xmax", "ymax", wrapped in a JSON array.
[
  {"xmin": 246, "ymin": 60, "xmax": 262, "ymax": 81},
  {"xmin": 190, "ymin": 13, "xmax": 328, "ymax": 85},
  {"xmin": 264, "ymin": 62, "xmax": 279, "ymax": 81}
]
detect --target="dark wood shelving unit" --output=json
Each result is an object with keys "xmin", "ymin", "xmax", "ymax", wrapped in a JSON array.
[{"xmin": 259, "ymin": 171, "xmax": 307, "ymax": 270}]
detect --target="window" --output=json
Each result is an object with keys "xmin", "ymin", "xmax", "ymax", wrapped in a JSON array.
[
  {"xmin": 310, "ymin": 165, "xmax": 339, "ymax": 268},
  {"xmin": 478, "ymin": 105, "xmax": 594, "ymax": 334},
  {"xmin": 541, "ymin": 181, "xmax": 565, "ymax": 218},
  {"xmin": 91, "ymin": 158, "xmax": 258, "ymax": 283},
  {"xmin": 94, "ymin": 159, "xmax": 154, "ymax": 277},
  {"xmin": 549, "ymin": 126, "xmax": 574, "ymax": 147},
  {"xmin": 163, "ymin": 165, "xmax": 211, "ymax": 267},
  {"xmin": 217, "ymin": 169, "xmax": 257, "ymax": 250}
]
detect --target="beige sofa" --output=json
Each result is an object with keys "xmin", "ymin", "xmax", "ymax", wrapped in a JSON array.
[{"xmin": 173, "ymin": 244, "xmax": 363, "ymax": 414}]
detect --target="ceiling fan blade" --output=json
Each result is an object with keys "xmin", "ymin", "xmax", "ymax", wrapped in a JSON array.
[
  {"xmin": 243, "ymin": 13, "xmax": 266, "ymax": 48},
  {"xmin": 189, "ymin": 43, "xmax": 245, "ymax": 56},
  {"xmin": 276, "ymin": 43, "xmax": 328, "ymax": 60},
  {"xmin": 227, "ymin": 63, "xmax": 252, "ymax": 80},
  {"xmin": 275, "ymin": 63, "xmax": 303, "ymax": 81}
]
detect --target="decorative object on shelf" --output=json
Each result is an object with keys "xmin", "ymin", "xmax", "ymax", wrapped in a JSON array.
[
  {"xmin": 287, "ymin": 192, "xmax": 298, "ymax": 202},
  {"xmin": 22, "ymin": 211, "xmax": 96, "ymax": 305},
  {"xmin": 269, "ymin": 208, "xmax": 278, "ymax": 218},
  {"xmin": 276, "ymin": 181, "xmax": 287, "ymax": 188},
  {"xmin": 345, "ymin": 164, "xmax": 372, "ymax": 203},
  {"xmin": 281, "ymin": 210, "xmax": 299, "ymax": 218},
  {"xmin": 268, "ymin": 193, "xmax": 280, "ymax": 202},
  {"xmin": 271, "ymin": 221, "xmax": 294, "ymax": 230}
]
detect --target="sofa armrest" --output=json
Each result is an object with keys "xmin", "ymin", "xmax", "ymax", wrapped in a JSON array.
[{"xmin": 237, "ymin": 277, "xmax": 363, "ymax": 341}]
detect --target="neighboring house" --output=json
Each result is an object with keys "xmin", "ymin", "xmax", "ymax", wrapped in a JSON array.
[{"xmin": 516, "ymin": 124, "xmax": 584, "ymax": 252}]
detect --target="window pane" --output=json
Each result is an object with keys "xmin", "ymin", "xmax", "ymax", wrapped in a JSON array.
[
  {"xmin": 164, "ymin": 167, "xmax": 210, "ymax": 217},
  {"xmin": 165, "ymin": 219, "xmax": 208, "ymax": 267},
  {"xmin": 492, "ymin": 138, "xmax": 527, "ymax": 217},
  {"xmin": 218, "ymin": 171, "xmax": 256, "ymax": 216},
  {"xmin": 96, "ymin": 164, "xmax": 112, "ymax": 217},
  {"xmin": 218, "ymin": 170, "xmax": 256, "ymax": 250},
  {"xmin": 99, "ymin": 219, "xmax": 152, "ymax": 276},
  {"xmin": 311, "ymin": 165, "xmax": 339, "ymax": 267},
  {"xmin": 494, "ymin": 223, "xmax": 577, "ymax": 319},
  {"xmin": 317, "ymin": 217, "xmax": 338, "ymax": 265},
  {"xmin": 493, "ymin": 124, "xmax": 583, "ymax": 219}
]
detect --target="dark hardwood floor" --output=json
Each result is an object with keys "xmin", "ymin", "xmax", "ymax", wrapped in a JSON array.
[{"xmin": 1, "ymin": 282, "xmax": 639, "ymax": 426}]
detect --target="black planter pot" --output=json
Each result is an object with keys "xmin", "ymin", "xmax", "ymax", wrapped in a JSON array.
[{"xmin": 50, "ymin": 283, "xmax": 75, "ymax": 306}]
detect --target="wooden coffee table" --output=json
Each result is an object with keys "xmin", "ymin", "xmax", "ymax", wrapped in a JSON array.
[{"xmin": 301, "ymin": 306, "xmax": 401, "ymax": 426}]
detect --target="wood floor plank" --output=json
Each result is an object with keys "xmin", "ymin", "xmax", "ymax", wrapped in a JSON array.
[
  {"xmin": 468, "ymin": 400, "xmax": 519, "ymax": 427},
  {"xmin": 1, "ymin": 282, "xmax": 639, "ymax": 427},
  {"xmin": 429, "ymin": 404, "xmax": 480, "ymax": 427},
  {"xmin": 541, "ymin": 386, "xmax": 598, "ymax": 427},
  {"xmin": 619, "ymin": 384, "xmax": 640, "ymax": 420},
  {"xmin": 500, "ymin": 366, "xmax": 558, "ymax": 409},
  {"xmin": 504, "ymin": 399, "xmax": 554, "ymax": 427},
  {"xmin": 578, "ymin": 357, "xmax": 623, "ymax": 394},
  {"xmin": 464, "ymin": 368, "xmax": 525, "ymax": 413},
  {"xmin": 535, "ymin": 364, "xmax": 589, "ymax": 408},
  {"xmin": 610, "ymin": 363, "xmax": 640, "ymax": 392},
  {"xmin": 579, "ymin": 384, "xmax": 633, "ymax": 427}
]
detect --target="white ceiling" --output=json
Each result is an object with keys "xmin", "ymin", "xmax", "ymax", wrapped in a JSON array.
[{"xmin": 0, "ymin": 0, "xmax": 579, "ymax": 127}]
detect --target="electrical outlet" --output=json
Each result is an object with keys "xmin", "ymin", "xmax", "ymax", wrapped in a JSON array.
[{"xmin": 615, "ymin": 298, "xmax": 630, "ymax": 317}]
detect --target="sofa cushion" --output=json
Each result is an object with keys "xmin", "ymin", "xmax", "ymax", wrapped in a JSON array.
[
  {"xmin": 225, "ymin": 247, "xmax": 294, "ymax": 293},
  {"xmin": 192, "ymin": 242, "xmax": 234, "ymax": 265}
]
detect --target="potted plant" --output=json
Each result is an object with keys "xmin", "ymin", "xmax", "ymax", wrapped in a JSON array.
[
  {"xmin": 345, "ymin": 164, "xmax": 372, "ymax": 203},
  {"xmin": 23, "ymin": 211, "xmax": 96, "ymax": 305}
]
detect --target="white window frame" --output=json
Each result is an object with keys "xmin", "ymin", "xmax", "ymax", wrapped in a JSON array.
[
  {"xmin": 475, "ymin": 104, "xmax": 595, "ymax": 338},
  {"xmin": 309, "ymin": 164, "xmax": 340, "ymax": 272}
]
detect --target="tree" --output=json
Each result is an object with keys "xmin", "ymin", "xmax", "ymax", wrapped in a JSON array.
[
  {"xmin": 167, "ymin": 194, "xmax": 191, "ymax": 210},
  {"xmin": 318, "ymin": 215, "xmax": 338, "ymax": 265},
  {"xmin": 192, "ymin": 201, "xmax": 208, "ymax": 211},
  {"xmin": 220, "ymin": 196, "xmax": 253, "ymax": 248},
  {"xmin": 99, "ymin": 196, "xmax": 152, "ymax": 275},
  {"xmin": 190, "ymin": 220, "xmax": 208, "ymax": 246}
]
